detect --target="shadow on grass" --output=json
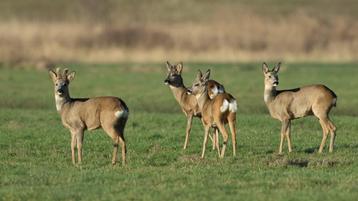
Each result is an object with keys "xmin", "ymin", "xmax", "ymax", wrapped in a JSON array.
[
  {"xmin": 303, "ymin": 143, "xmax": 358, "ymax": 154},
  {"xmin": 265, "ymin": 154, "xmax": 352, "ymax": 168},
  {"xmin": 266, "ymin": 155, "xmax": 309, "ymax": 168},
  {"xmin": 303, "ymin": 147, "xmax": 317, "ymax": 154},
  {"xmin": 288, "ymin": 159, "xmax": 309, "ymax": 167}
]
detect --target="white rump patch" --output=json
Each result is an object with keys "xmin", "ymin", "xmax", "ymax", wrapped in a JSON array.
[
  {"xmin": 220, "ymin": 99, "xmax": 230, "ymax": 112},
  {"xmin": 220, "ymin": 99, "xmax": 237, "ymax": 113},
  {"xmin": 229, "ymin": 100, "xmax": 237, "ymax": 112},
  {"xmin": 114, "ymin": 109, "xmax": 128, "ymax": 118}
]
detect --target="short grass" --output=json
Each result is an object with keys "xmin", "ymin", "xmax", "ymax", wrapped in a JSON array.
[{"xmin": 1, "ymin": 63, "xmax": 358, "ymax": 201}]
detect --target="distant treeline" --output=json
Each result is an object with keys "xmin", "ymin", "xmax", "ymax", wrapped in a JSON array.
[{"xmin": 0, "ymin": 0, "xmax": 357, "ymax": 67}]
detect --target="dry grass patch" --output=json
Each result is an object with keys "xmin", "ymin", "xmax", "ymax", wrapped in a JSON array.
[{"xmin": 1, "ymin": 10, "xmax": 358, "ymax": 67}]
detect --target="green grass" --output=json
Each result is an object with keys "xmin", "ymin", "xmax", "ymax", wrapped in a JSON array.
[{"xmin": 1, "ymin": 63, "xmax": 358, "ymax": 201}]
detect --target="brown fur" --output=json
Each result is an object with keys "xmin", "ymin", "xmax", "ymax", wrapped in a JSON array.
[
  {"xmin": 262, "ymin": 62, "xmax": 337, "ymax": 154},
  {"xmin": 164, "ymin": 62, "xmax": 224, "ymax": 150},
  {"xmin": 207, "ymin": 80, "xmax": 225, "ymax": 99},
  {"xmin": 188, "ymin": 70, "xmax": 237, "ymax": 158},
  {"xmin": 49, "ymin": 68, "xmax": 129, "ymax": 165}
]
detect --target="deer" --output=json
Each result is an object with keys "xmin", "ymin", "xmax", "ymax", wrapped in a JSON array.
[
  {"xmin": 164, "ymin": 61, "xmax": 225, "ymax": 151},
  {"xmin": 262, "ymin": 62, "xmax": 337, "ymax": 154},
  {"xmin": 187, "ymin": 69, "xmax": 237, "ymax": 158},
  {"xmin": 49, "ymin": 68, "xmax": 129, "ymax": 165}
]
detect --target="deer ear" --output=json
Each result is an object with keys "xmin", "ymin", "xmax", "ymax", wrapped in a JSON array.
[
  {"xmin": 202, "ymin": 69, "xmax": 211, "ymax": 81},
  {"xmin": 63, "ymin": 68, "xmax": 69, "ymax": 75},
  {"xmin": 198, "ymin": 69, "xmax": 203, "ymax": 77},
  {"xmin": 67, "ymin": 71, "xmax": 76, "ymax": 81},
  {"xmin": 273, "ymin": 62, "xmax": 281, "ymax": 73},
  {"xmin": 166, "ymin": 61, "xmax": 171, "ymax": 71},
  {"xmin": 196, "ymin": 70, "xmax": 202, "ymax": 80},
  {"xmin": 176, "ymin": 62, "xmax": 183, "ymax": 74},
  {"xmin": 262, "ymin": 63, "xmax": 269, "ymax": 74},
  {"xmin": 49, "ymin": 70, "xmax": 57, "ymax": 82}
]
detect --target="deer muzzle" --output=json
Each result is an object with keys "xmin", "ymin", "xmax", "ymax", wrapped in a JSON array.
[
  {"xmin": 164, "ymin": 79, "xmax": 170, "ymax": 85},
  {"xmin": 187, "ymin": 88, "xmax": 193, "ymax": 95}
]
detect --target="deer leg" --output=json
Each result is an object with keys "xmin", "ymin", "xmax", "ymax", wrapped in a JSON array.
[
  {"xmin": 76, "ymin": 130, "xmax": 84, "ymax": 164},
  {"xmin": 201, "ymin": 126, "xmax": 211, "ymax": 158},
  {"xmin": 279, "ymin": 120, "xmax": 289, "ymax": 154},
  {"xmin": 211, "ymin": 128, "xmax": 220, "ymax": 151},
  {"xmin": 107, "ymin": 123, "xmax": 127, "ymax": 166},
  {"xmin": 216, "ymin": 123, "xmax": 229, "ymax": 158},
  {"xmin": 208, "ymin": 132, "xmax": 215, "ymax": 150},
  {"xmin": 279, "ymin": 133, "xmax": 284, "ymax": 154},
  {"xmin": 212, "ymin": 128, "xmax": 216, "ymax": 150},
  {"xmin": 70, "ymin": 132, "xmax": 77, "ymax": 165},
  {"xmin": 328, "ymin": 119, "xmax": 336, "ymax": 153},
  {"xmin": 228, "ymin": 116, "xmax": 237, "ymax": 157},
  {"xmin": 184, "ymin": 114, "xmax": 193, "ymax": 150},
  {"xmin": 215, "ymin": 128, "xmax": 221, "ymax": 155},
  {"xmin": 118, "ymin": 135, "xmax": 126, "ymax": 165},
  {"xmin": 318, "ymin": 119, "xmax": 329, "ymax": 153},
  {"xmin": 112, "ymin": 136, "xmax": 119, "ymax": 165},
  {"xmin": 286, "ymin": 120, "xmax": 292, "ymax": 153}
]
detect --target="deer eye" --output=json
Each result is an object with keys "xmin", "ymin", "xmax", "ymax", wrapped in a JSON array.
[
  {"xmin": 268, "ymin": 76, "xmax": 272, "ymax": 78},
  {"xmin": 194, "ymin": 83, "xmax": 199, "ymax": 87},
  {"xmin": 55, "ymin": 83, "xmax": 58, "ymax": 86}
]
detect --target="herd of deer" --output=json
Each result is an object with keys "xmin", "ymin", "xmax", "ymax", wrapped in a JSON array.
[{"xmin": 49, "ymin": 62, "xmax": 337, "ymax": 166}]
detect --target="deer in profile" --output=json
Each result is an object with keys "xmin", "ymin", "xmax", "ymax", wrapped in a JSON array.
[
  {"xmin": 49, "ymin": 68, "xmax": 129, "ymax": 165},
  {"xmin": 164, "ymin": 61, "xmax": 225, "ymax": 150},
  {"xmin": 262, "ymin": 62, "xmax": 337, "ymax": 154},
  {"xmin": 187, "ymin": 70, "xmax": 237, "ymax": 158}
]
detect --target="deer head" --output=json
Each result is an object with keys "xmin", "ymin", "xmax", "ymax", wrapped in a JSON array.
[
  {"xmin": 164, "ymin": 61, "xmax": 184, "ymax": 88},
  {"xmin": 262, "ymin": 62, "xmax": 281, "ymax": 88},
  {"xmin": 49, "ymin": 67, "xmax": 75, "ymax": 98},
  {"xmin": 187, "ymin": 69, "xmax": 210, "ymax": 96}
]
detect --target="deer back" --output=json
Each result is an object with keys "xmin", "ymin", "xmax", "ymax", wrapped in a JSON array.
[
  {"xmin": 61, "ymin": 96, "xmax": 128, "ymax": 131},
  {"xmin": 268, "ymin": 85, "xmax": 336, "ymax": 120}
]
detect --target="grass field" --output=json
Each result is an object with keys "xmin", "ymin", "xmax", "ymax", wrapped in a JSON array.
[{"xmin": 1, "ymin": 62, "xmax": 358, "ymax": 201}]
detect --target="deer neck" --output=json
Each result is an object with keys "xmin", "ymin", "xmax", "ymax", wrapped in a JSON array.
[
  {"xmin": 55, "ymin": 93, "xmax": 71, "ymax": 112},
  {"xmin": 169, "ymin": 85, "xmax": 189, "ymax": 105},
  {"xmin": 195, "ymin": 89, "xmax": 210, "ymax": 111},
  {"xmin": 264, "ymin": 85, "xmax": 277, "ymax": 104}
]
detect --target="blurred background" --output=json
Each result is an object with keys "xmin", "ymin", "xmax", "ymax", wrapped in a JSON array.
[{"xmin": 1, "ymin": 0, "xmax": 358, "ymax": 69}]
